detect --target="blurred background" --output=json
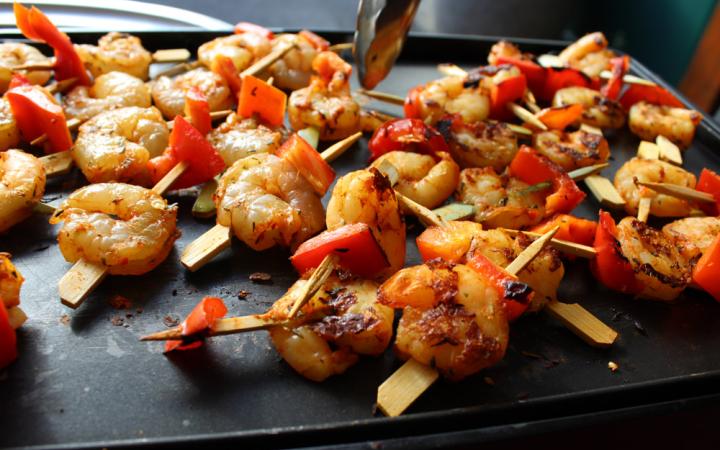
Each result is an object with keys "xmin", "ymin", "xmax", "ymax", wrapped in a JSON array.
[
  {"xmin": 0, "ymin": 0, "xmax": 716, "ymax": 115},
  {"xmin": 146, "ymin": 0, "xmax": 720, "ymax": 119}
]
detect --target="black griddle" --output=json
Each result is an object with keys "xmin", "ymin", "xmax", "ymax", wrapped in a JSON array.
[{"xmin": 1, "ymin": 31, "xmax": 719, "ymax": 449}]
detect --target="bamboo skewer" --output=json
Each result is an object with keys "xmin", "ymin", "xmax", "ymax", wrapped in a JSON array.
[
  {"xmin": 141, "ymin": 255, "xmax": 339, "ymax": 342},
  {"xmin": 287, "ymin": 254, "xmax": 339, "ymax": 318},
  {"xmin": 655, "ymin": 136, "xmax": 682, "ymax": 165},
  {"xmin": 376, "ymin": 227, "xmax": 560, "ymax": 417},
  {"xmin": 36, "ymin": 110, "xmax": 232, "ymax": 177},
  {"xmin": 329, "ymin": 42, "xmax": 354, "ymax": 53},
  {"xmin": 637, "ymin": 197, "xmax": 652, "ymax": 223},
  {"xmin": 58, "ymin": 154, "xmax": 196, "ymax": 308},
  {"xmin": 637, "ymin": 181, "xmax": 715, "ymax": 204},
  {"xmin": 358, "ymin": 89, "xmax": 404, "ymax": 105},
  {"xmin": 12, "ymin": 49, "xmax": 192, "ymax": 73},
  {"xmin": 180, "ymin": 132, "xmax": 362, "ymax": 272},
  {"xmin": 508, "ymin": 101, "xmax": 548, "ymax": 131},
  {"xmin": 500, "ymin": 229, "xmax": 597, "ymax": 259}
]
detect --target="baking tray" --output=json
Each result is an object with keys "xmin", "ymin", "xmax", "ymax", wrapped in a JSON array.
[{"xmin": 1, "ymin": 31, "xmax": 719, "ymax": 449}]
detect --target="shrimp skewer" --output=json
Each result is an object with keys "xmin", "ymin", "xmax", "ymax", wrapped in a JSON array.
[
  {"xmin": 376, "ymin": 227, "xmax": 553, "ymax": 416},
  {"xmin": 180, "ymin": 132, "xmax": 362, "ymax": 272}
]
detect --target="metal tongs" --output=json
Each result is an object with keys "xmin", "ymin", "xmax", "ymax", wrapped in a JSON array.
[{"xmin": 353, "ymin": 0, "xmax": 421, "ymax": 89}]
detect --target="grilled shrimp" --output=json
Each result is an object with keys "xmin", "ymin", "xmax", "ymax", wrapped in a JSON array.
[
  {"xmin": 287, "ymin": 51, "xmax": 361, "ymax": 140},
  {"xmin": 407, "ymin": 76, "xmax": 490, "ymax": 125},
  {"xmin": 628, "ymin": 102, "xmax": 701, "ymax": 149},
  {"xmin": 152, "ymin": 68, "xmax": 233, "ymax": 120},
  {"xmin": 436, "ymin": 116, "xmax": 518, "ymax": 170},
  {"xmin": 553, "ymin": 87, "xmax": 625, "ymax": 129},
  {"xmin": 76, "ymin": 32, "xmax": 152, "ymax": 80},
  {"xmin": 215, "ymin": 153, "xmax": 324, "ymax": 251},
  {"xmin": 0, "ymin": 150, "xmax": 45, "ymax": 234},
  {"xmin": 371, "ymin": 151, "xmax": 460, "ymax": 210},
  {"xmin": 72, "ymin": 106, "xmax": 169, "ymax": 185},
  {"xmin": 207, "ymin": 113, "xmax": 287, "ymax": 166},
  {"xmin": 614, "ymin": 157, "xmax": 696, "ymax": 218},
  {"xmin": 457, "ymin": 167, "xmax": 545, "ymax": 230},
  {"xmin": 326, "ymin": 169, "xmax": 405, "ymax": 278},
  {"xmin": 49, "ymin": 183, "xmax": 179, "ymax": 275},
  {"xmin": 63, "ymin": 71, "xmax": 151, "ymax": 122},
  {"xmin": 662, "ymin": 217, "xmax": 720, "ymax": 264},
  {"xmin": 198, "ymin": 33, "xmax": 271, "ymax": 72},
  {"xmin": 487, "ymin": 40, "xmax": 525, "ymax": 65},
  {"xmin": 266, "ymin": 274, "xmax": 393, "ymax": 382},
  {"xmin": 0, "ymin": 42, "xmax": 51, "ymax": 93},
  {"xmin": 558, "ymin": 32, "xmax": 614, "ymax": 78},
  {"xmin": 379, "ymin": 260, "xmax": 509, "ymax": 381},
  {"xmin": 468, "ymin": 229, "xmax": 563, "ymax": 311},
  {"xmin": 615, "ymin": 217, "xmax": 691, "ymax": 301},
  {"xmin": 265, "ymin": 34, "xmax": 316, "ymax": 91},
  {"xmin": 0, "ymin": 98, "xmax": 20, "ymax": 152},
  {"xmin": 418, "ymin": 223, "xmax": 563, "ymax": 311},
  {"xmin": 533, "ymin": 129, "xmax": 610, "ymax": 171},
  {"xmin": 0, "ymin": 253, "xmax": 26, "ymax": 329}
]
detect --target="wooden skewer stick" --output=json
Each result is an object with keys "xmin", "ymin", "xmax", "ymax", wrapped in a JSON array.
[
  {"xmin": 500, "ymin": 229, "xmax": 596, "ymax": 259},
  {"xmin": 153, "ymin": 60, "xmax": 202, "ymax": 79},
  {"xmin": 39, "ymin": 151, "xmax": 74, "ymax": 177},
  {"xmin": 655, "ymin": 135, "xmax": 682, "ymax": 165},
  {"xmin": 58, "ymin": 158, "xmax": 192, "ymax": 308},
  {"xmin": 637, "ymin": 197, "xmax": 652, "ymax": 223},
  {"xmin": 357, "ymin": 89, "xmax": 405, "ymax": 105},
  {"xmin": 13, "ymin": 49, "xmax": 191, "ymax": 72},
  {"xmin": 544, "ymin": 301, "xmax": 618, "ymax": 348},
  {"xmin": 31, "ymin": 118, "xmax": 82, "ymax": 147},
  {"xmin": 46, "ymin": 77, "xmax": 78, "ymax": 94},
  {"xmin": 508, "ymin": 102, "xmax": 548, "ymax": 131},
  {"xmin": 584, "ymin": 175, "xmax": 626, "ymax": 209},
  {"xmin": 181, "ymin": 131, "xmax": 362, "ymax": 272},
  {"xmin": 242, "ymin": 41, "xmax": 296, "ymax": 78},
  {"xmin": 141, "ymin": 255, "xmax": 338, "ymax": 341},
  {"xmin": 637, "ymin": 181, "xmax": 715, "ymax": 204},
  {"xmin": 598, "ymin": 70, "xmax": 657, "ymax": 87},
  {"xmin": 524, "ymin": 90, "xmax": 541, "ymax": 113},
  {"xmin": 394, "ymin": 192, "xmax": 445, "ymax": 228},
  {"xmin": 329, "ymin": 42, "xmax": 353, "ymax": 52},
  {"xmin": 287, "ymin": 253, "xmax": 339, "ymax": 318},
  {"xmin": 141, "ymin": 314, "xmax": 282, "ymax": 341},
  {"xmin": 152, "ymin": 48, "xmax": 192, "ymax": 63},
  {"xmin": 377, "ymin": 226, "xmax": 559, "ymax": 417}
]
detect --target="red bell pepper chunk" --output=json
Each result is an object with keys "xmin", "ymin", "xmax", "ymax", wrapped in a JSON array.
[
  {"xmin": 619, "ymin": 84, "xmax": 684, "ymax": 110},
  {"xmin": 290, "ymin": 223, "xmax": 389, "ymax": 278},
  {"xmin": 275, "ymin": 134, "xmax": 335, "ymax": 195},
  {"xmin": 692, "ymin": 234, "xmax": 720, "ymax": 303},
  {"xmin": 696, "ymin": 168, "xmax": 720, "ymax": 216},
  {"xmin": 590, "ymin": 211, "xmax": 643, "ymax": 295},
  {"xmin": 6, "ymin": 77, "xmax": 72, "ymax": 154},
  {"xmin": 489, "ymin": 73, "xmax": 527, "ymax": 120},
  {"xmin": 233, "ymin": 21, "xmax": 275, "ymax": 39},
  {"xmin": 184, "ymin": 86, "xmax": 211, "ymax": 135},
  {"xmin": 600, "ymin": 55, "xmax": 629, "ymax": 101},
  {"xmin": 539, "ymin": 67, "xmax": 592, "ymax": 101},
  {"xmin": 14, "ymin": 2, "xmax": 90, "ymax": 86},
  {"xmin": 509, "ymin": 146, "xmax": 586, "ymax": 216},
  {"xmin": 148, "ymin": 116, "xmax": 226, "ymax": 190},
  {"xmin": 368, "ymin": 118, "xmax": 449, "ymax": 161},
  {"xmin": 493, "ymin": 56, "xmax": 546, "ymax": 93},
  {"xmin": 535, "ymin": 104, "xmax": 584, "ymax": 130},
  {"xmin": 237, "ymin": 75, "xmax": 287, "ymax": 127},
  {"xmin": 0, "ymin": 301, "xmax": 18, "ymax": 369},
  {"xmin": 531, "ymin": 214, "xmax": 597, "ymax": 247},
  {"xmin": 211, "ymin": 54, "xmax": 243, "ymax": 96},
  {"xmin": 298, "ymin": 30, "xmax": 330, "ymax": 51},
  {"xmin": 165, "ymin": 296, "xmax": 228, "ymax": 353},
  {"xmin": 403, "ymin": 85, "xmax": 424, "ymax": 119},
  {"xmin": 466, "ymin": 251, "xmax": 533, "ymax": 322}
]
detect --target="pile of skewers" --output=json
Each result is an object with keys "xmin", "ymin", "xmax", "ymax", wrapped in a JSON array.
[{"xmin": 1, "ymin": 3, "xmax": 719, "ymax": 419}]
